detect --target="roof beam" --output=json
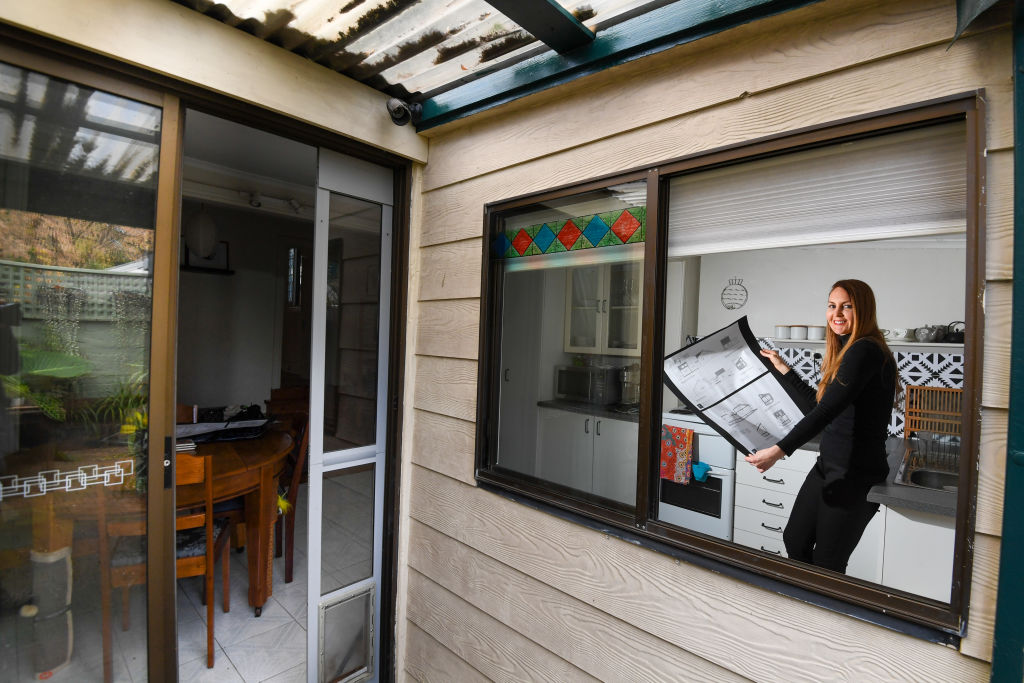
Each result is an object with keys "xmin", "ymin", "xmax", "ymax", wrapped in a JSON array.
[{"xmin": 484, "ymin": 0, "xmax": 595, "ymax": 54}]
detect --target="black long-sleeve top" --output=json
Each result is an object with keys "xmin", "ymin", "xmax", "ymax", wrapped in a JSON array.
[{"xmin": 776, "ymin": 336, "xmax": 897, "ymax": 485}]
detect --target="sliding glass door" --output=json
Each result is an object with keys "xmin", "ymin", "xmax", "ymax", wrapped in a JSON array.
[
  {"xmin": 308, "ymin": 149, "xmax": 392, "ymax": 682},
  {"xmin": 0, "ymin": 56, "xmax": 179, "ymax": 681}
]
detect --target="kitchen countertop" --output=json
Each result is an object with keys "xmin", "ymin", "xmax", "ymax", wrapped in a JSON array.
[
  {"xmin": 867, "ymin": 439, "xmax": 957, "ymax": 517},
  {"xmin": 787, "ymin": 437, "xmax": 956, "ymax": 516},
  {"xmin": 537, "ymin": 399, "xmax": 640, "ymax": 423}
]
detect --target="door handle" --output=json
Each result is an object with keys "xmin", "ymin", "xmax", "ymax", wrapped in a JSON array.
[
  {"xmin": 602, "ymin": 298, "xmax": 608, "ymax": 313},
  {"xmin": 504, "ymin": 368, "xmax": 510, "ymax": 382},
  {"xmin": 584, "ymin": 418, "xmax": 590, "ymax": 434},
  {"xmin": 762, "ymin": 498, "xmax": 784, "ymax": 509},
  {"xmin": 762, "ymin": 475, "xmax": 785, "ymax": 485},
  {"xmin": 760, "ymin": 546, "xmax": 782, "ymax": 555},
  {"xmin": 761, "ymin": 522, "xmax": 783, "ymax": 533},
  {"xmin": 596, "ymin": 420, "xmax": 601, "ymax": 436}
]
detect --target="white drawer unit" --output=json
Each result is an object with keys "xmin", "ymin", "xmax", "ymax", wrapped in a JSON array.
[
  {"xmin": 732, "ymin": 446, "xmax": 885, "ymax": 583},
  {"xmin": 735, "ymin": 484, "xmax": 798, "ymax": 518},
  {"xmin": 734, "ymin": 447, "xmax": 816, "ymax": 497},
  {"xmin": 735, "ymin": 462, "xmax": 805, "ymax": 497},
  {"xmin": 733, "ymin": 504, "xmax": 788, "ymax": 539},
  {"xmin": 733, "ymin": 529, "xmax": 787, "ymax": 558}
]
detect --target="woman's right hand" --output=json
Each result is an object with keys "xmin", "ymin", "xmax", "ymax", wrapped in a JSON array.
[{"xmin": 760, "ymin": 348, "xmax": 791, "ymax": 375}]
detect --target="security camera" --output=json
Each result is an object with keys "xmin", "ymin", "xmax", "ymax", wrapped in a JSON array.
[{"xmin": 386, "ymin": 98, "xmax": 421, "ymax": 126}]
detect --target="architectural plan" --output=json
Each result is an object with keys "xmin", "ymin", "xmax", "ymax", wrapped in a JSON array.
[{"xmin": 664, "ymin": 317, "xmax": 808, "ymax": 453}]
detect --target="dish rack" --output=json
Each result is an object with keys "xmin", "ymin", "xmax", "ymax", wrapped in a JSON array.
[
  {"xmin": 899, "ymin": 385, "xmax": 962, "ymax": 480},
  {"xmin": 904, "ymin": 385, "xmax": 962, "ymax": 439}
]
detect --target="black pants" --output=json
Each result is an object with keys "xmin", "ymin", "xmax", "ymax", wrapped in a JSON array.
[{"xmin": 783, "ymin": 464, "xmax": 879, "ymax": 574}]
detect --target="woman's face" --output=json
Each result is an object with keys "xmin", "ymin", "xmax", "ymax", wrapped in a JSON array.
[{"xmin": 827, "ymin": 286, "xmax": 855, "ymax": 336}]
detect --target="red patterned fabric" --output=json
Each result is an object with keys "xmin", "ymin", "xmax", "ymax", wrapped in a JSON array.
[{"xmin": 660, "ymin": 424, "xmax": 693, "ymax": 484}]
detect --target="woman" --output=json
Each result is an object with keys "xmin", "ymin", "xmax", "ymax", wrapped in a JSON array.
[{"xmin": 745, "ymin": 279, "xmax": 897, "ymax": 573}]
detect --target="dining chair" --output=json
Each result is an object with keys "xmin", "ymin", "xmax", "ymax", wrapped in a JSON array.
[
  {"xmin": 96, "ymin": 451, "xmax": 238, "ymax": 680},
  {"xmin": 274, "ymin": 415, "xmax": 310, "ymax": 583}
]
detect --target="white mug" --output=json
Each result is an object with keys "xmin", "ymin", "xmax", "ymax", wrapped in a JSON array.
[{"xmin": 774, "ymin": 325, "xmax": 790, "ymax": 339}]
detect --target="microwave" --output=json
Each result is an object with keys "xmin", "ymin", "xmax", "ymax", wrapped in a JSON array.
[{"xmin": 554, "ymin": 365, "xmax": 621, "ymax": 405}]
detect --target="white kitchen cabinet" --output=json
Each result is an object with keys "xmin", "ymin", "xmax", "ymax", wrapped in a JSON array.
[
  {"xmin": 733, "ymin": 448, "xmax": 884, "ymax": 583},
  {"xmin": 537, "ymin": 408, "xmax": 594, "ymax": 492},
  {"xmin": 881, "ymin": 506, "xmax": 954, "ymax": 602},
  {"xmin": 592, "ymin": 417, "xmax": 639, "ymax": 504},
  {"xmin": 537, "ymin": 407, "xmax": 638, "ymax": 503},
  {"xmin": 564, "ymin": 261, "xmax": 642, "ymax": 356}
]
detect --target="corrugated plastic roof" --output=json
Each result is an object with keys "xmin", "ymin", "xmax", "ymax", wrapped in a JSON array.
[{"xmin": 172, "ymin": 0, "xmax": 659, "ymax": 100}]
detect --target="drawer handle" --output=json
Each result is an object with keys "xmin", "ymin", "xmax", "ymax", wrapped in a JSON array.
[
  {"xmin": 762, "ymin": 498, "xmax": 784, "ymax": 509},
  {"xmin": 762, "ymin": 475, "xmax": 785, "ymax": 485},
  {"xmin": 760, "ymin": 546, "xmax": 782, "ymax": 555},
  {"xmin": 761, "ymin": 522, "xmax": 783, "ymax": 533}
]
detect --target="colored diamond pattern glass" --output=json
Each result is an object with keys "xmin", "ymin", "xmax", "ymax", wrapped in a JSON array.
[{"xmin": 496, "ymin": 207, "xmax": 645, "ymax": 258}]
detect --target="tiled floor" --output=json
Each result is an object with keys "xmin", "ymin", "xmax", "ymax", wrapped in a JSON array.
[{"xmin": 0, "ymin": 468, "xmax": 376, "ymax": 683}]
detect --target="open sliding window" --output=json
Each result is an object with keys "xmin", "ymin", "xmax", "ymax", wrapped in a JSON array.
[{"xmin": 477, "ymin": 96, "xmax": 983, "ymax": 635}]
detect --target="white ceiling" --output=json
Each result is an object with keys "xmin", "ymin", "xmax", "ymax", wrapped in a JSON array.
[{"xmin": 184, "ymin": 109, "xmax": 316, "ymax": 186}]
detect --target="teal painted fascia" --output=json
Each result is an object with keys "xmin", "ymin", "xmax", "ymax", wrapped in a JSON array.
[
  {"xmin": 416, "ymin": 0, "xmax": 822, "ymax": 130},
  {"xmin": 991, "ymin": 3, "xmax": 1024, "ymax": 679}
]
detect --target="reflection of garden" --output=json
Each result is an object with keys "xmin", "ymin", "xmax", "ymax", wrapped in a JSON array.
[{"xmin": 1, "ymin": 258, "xmax": 152, "ymax": 486}]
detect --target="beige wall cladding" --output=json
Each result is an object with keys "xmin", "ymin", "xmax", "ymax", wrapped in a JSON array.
[
  {"xmin": 403, "ymin": 0, "xmax": 1013, "ymax": 678},
  {"xmin": 416, "ymin": 299, "xmax": 480, "ymax": 360},
  {"xmin": 405, "ymin": 622, "xmax": 490, "ymax": 683},
  {"xmin": 410, "ymin": 466, "xmax": 990, "ymax": 681},
  {"xmin": 976, "ymin": 408, "xmax": 1008, "ymax": 537},
  {"xmin": 413, "ymin": 356, "xmax": 478, "ymax": 422},
  {"xmin": 409, "ymin": 519, "xmax": 743, "ymax": 682},
  {"xmin": 420, "ymin": 29, "xmax": 1010, "ymax": 248},
  {"xmin": 410, "ymin": 410, "xmax": 477, "ymax": 486},
  {"xmin": 960, "ymin": 532, "xmax": 1002, "ymax": 661},
  {"xmin": 982, "ymin": 280, "xmax": 1013, "ymax": 409},
  {"xmin": 408, "ymin": 569, "xmax": 599, "ymax": 681},
  {"xmin": 986, "ymin": 150, "xmax": 1014, "ymax": 280},
  {"xmin": 418, "ymin": 241, "xmax": 483, "ymax": 302}
]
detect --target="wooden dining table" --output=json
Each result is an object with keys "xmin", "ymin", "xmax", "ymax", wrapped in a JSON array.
[{"xmin": 176, "ymin": 427, "xmax": 293, "ymax": 616}]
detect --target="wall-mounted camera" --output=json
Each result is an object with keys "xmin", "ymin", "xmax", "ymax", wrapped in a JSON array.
[{"xmin": 386, "ymin": 98, "xmax": 422, "ymax": 127}]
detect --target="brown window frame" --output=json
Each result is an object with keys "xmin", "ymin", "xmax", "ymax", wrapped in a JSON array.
[{"xmin": 476, "ymin": 92, "xmax": 985, "ymax": 635}]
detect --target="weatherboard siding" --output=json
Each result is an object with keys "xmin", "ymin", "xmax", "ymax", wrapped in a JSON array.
[{"xmin": 400, "ymin": 0, "xmax": 1010, "ymax": 679}]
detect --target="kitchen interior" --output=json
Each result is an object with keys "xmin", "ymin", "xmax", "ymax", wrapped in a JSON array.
[{"xmin": 494, "ymin": 170, "xmax": 968, "ymax": 603}]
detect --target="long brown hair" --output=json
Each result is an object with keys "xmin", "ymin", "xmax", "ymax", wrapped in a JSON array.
[{"xmin": 816, "ymin": 279, "xmax": 893, "ymax": 402}]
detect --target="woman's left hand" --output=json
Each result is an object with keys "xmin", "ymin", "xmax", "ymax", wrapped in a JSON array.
[{"xmin": 745, "ymin": 445, "xmax": 785, "ymax": 473}]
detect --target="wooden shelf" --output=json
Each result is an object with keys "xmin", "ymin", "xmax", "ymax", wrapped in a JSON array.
[{"xmin": 766, "ymin": 337, "xmax": 964, "ymax": 351}]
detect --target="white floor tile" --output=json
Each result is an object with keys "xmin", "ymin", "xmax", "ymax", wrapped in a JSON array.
[
  {"xmin": 224, "ymin": 621, "xmax": 306, "ymax": 682},
  {"xmin": 260, "ymin": 661, "xmax": 306, "ymax": 683},
  {"xmin": 178, "ymin": 645, "xmax": 245, "ymax": 683}
]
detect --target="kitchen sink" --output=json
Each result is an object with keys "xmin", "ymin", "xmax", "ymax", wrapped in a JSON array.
[{"xmin": 908, "ymin": 468, "xmax": 959, "ymax": 491}]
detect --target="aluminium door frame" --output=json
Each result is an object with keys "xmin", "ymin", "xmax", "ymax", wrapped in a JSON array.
[{"xmin": 307, "ymin": 149, "xmax": 395, "ymax": 683}]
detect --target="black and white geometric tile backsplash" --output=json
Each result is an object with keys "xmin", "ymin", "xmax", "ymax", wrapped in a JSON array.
[{"xmin": 762, "ymin": 341, "xmax": 964, "ymax": 437}]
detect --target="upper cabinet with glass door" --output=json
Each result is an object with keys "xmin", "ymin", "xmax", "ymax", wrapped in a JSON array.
[{"xmin": 564, "ymin": 261, "xmax": 643, "ymax": 356}]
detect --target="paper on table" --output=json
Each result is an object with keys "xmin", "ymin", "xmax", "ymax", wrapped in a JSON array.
[
  {"xmin": 663, "ymin": 317, "xmax": 807, "ymax": 453},
  {"xmin": 174, "ymin": 418, "xmax": 268, "ymax": 438}
]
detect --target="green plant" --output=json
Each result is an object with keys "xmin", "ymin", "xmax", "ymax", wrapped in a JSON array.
[{"xmin": 1, "ymin": 347, "xmax": 93, "ymax": 421}]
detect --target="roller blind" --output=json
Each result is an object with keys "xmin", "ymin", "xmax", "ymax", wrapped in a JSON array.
[{"xmin": 666, "ymin": 121, "xmax": 967, "ymax": 256}]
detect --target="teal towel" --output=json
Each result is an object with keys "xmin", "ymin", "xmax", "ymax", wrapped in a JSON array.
[{"xmin": 691, "ymin": 461, "xmax": 711, "ymax": 482}]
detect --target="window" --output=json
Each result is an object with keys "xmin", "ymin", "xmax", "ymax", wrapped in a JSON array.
[{"xmin": 477, "ymin": 98, "xmax": 982, "ymax": 633}]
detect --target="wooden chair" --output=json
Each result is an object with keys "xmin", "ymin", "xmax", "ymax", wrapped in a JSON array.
[
  {"xmin": 97, "ymin": 451, "xmax": 237, "ymax": 680},
  {"xmin": 274, "ymin": 416, "xmax": 310, "ymax": 583},
  {"xmin": 904, "ymin": 385, "xmax": 963, "ymax": 438}
]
